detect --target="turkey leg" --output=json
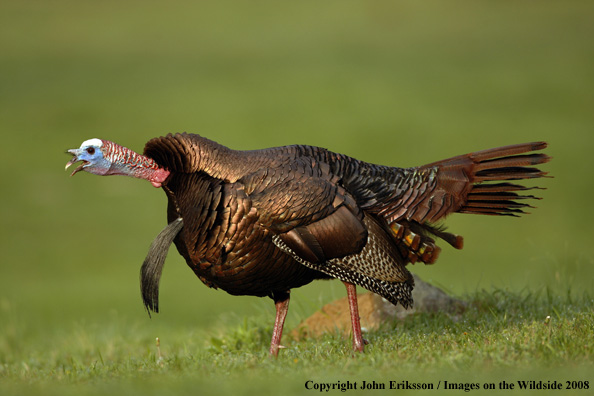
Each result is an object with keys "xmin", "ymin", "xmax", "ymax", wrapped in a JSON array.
[
  {"xmin": 344, "ymin": 281, "xmax": 366, "ymax": 352},
  {"xmin": 269, "ymin": 291, "xmax": 290, "ymax": 357}
]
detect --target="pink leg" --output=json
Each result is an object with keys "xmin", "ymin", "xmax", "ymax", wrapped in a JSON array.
[
  {"xmin": 269, "ymin": 291, "xmax": 290, "ymax": 357},
  {"xmin": 343, "ymin": 281, "xmax": 365, "ymax": 353}
]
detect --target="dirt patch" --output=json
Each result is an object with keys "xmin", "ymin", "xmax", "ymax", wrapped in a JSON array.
[{"xmin": 291, "ymin": 274, "xmax": 466, "ymax": 339}]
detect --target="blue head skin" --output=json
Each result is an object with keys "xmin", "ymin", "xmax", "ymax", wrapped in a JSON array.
[
  {"xmin": 66, "ymin": 138, "xmax": 170, "ymax": 187},
  {"xmin": 65, "ymin": 138, "xmax": 112, "ymax": 176}
]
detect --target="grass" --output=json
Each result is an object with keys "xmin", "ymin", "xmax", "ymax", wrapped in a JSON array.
[
  {"xmin": 1, "ymin": 289, "xmax": 592, "ymax": 395},
  {"xmin": 0, "ymin": 0, "xmax": 593, "ymax": 394}
]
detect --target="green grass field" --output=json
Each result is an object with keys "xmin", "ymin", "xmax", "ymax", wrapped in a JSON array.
[{"xmin": 1, "ymin": 1, "xmax": 593, "ymax": 394}]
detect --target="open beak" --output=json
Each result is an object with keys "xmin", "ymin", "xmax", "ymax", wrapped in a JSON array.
[{"xmin": 65, "ymin": 149, "xmax": 87, "ymax": 176}]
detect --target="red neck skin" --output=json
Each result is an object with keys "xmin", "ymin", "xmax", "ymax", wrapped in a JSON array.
[{"xmin": 102, "ymin": 140, "xmax": 170, "ymax": 188}]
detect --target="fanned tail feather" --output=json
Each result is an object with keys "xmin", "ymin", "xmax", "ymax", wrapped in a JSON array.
[
  {"xmin": 421, "ymin": 142, "xmax": 550, "ymax": 217},
  {"xmin": 383, "ymin": 142, "xmax": 551, "ymax": 263},
  {"xmin": 459, "ymin": 142, "xmax": 550, "ymax": 216}
]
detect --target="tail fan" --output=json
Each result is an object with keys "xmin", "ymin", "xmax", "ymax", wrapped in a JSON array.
[{"xmin": 419, "ymin": 141, "xmax": 551, "ymax": 219}]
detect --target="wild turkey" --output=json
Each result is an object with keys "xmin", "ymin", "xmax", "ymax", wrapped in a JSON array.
[{"xmin": 65, "ymin": 133, "xmax": 550, "ymax": 356}]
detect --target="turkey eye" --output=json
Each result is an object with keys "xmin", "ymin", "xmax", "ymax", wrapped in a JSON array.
[{"xmin": 86, "ymin": 147, "xmax": 95, "ymax": 155}]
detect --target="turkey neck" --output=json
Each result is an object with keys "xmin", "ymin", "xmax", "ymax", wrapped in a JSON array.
[{"xmin": 103, "ymin": 140, "xmax": 170, "ymax": 187}]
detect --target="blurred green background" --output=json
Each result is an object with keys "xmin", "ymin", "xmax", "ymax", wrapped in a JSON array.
[{"xmin": 0, "ymin": 0, "xmax": 592, "ymax": 384}]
